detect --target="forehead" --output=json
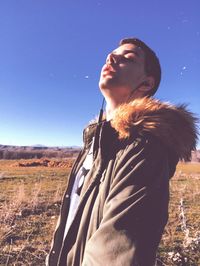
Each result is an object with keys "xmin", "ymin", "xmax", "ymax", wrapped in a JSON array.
[{"xmin": 113, "ymin": 43, "xmax": 145, "ymax": 58}]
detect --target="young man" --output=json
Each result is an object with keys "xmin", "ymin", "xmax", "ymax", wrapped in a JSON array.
[{"xmin": 47, "ymin": 38, "xmax": 198, "ymax": 266}]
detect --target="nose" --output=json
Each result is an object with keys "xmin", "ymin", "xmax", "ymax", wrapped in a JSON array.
[{"xmin": 106, "ymin": 53, "xmax": 119, "ymax": 64}]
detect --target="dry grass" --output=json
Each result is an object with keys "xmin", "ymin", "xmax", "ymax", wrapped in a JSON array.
[
  {"xmin": 157, "ymin": 163, "xmax": 200, "ymax": 265},
  {"xmin": 0, "ymin": 160, "xmax": 200, "ymax": 265},
  {"xmin": 0, "ymin": 159, "xmax": 70, "ymax": 265}
]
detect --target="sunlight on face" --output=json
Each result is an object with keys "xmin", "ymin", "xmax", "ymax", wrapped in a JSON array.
[{"xmin": 99, "ymin": 43, "xmax": 147, "ymax": 104}]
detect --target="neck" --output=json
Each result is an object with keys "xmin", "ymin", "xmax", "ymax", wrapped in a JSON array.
[
  {"xmin": 104, "ymin": 91, "xmax": 135, "ymax": 121},
  {"xmin": 105, "ymin": 100, "xmax": 120, "ymax": 121}
]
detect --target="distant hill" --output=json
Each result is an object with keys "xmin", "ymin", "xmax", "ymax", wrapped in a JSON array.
[
  {"xmin": 0, "ymin": 144, "xmax": 199, "ymax": 162},
  {"xmin": 0, "ymin": 145, "xmax": 81, "ymax": 160}
]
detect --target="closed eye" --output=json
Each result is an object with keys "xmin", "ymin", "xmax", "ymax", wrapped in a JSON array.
[
  {"xmin": 125, "ymin": 55, "xmax": 135, "ymax": 60},
  {"xmin": 122, "ymin": 51, "xmax": 138, "ymax": 62},
  {"xmin": 121, "ymin": 55, "xmax": 135, "ymax": 62}
]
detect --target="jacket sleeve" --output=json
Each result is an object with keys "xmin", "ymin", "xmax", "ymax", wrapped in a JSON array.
[{"xmin": 82, "ymin": 137, "xmax": 171, "ymax": 266}]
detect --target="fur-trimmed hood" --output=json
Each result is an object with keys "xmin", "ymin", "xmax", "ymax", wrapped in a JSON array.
[{"xmin": 110, "ymin": 97, "xmax": 199, "ymax": 161}]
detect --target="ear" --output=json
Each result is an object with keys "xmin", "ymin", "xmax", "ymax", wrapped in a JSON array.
[
  {"xmin": 130, "ymin": 76, "xmax": 155, "ymax": 99},
  {"xmin": 138, "ymin": 76, "xmax": 155, "ymax": 94}
]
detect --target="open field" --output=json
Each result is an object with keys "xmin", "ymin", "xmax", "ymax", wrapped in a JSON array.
[
  {"xmin": 158, "ymin": 163, "xmax": 200, "ymax": 265},
  {"xmin": 0, "ymin": 160, "xmax": 200, "ymax": 265}
]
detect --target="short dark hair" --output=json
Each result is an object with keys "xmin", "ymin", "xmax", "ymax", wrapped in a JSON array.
[{"xmin": 119, "ymin": 38, "xmax": 161, "ymax": 96}]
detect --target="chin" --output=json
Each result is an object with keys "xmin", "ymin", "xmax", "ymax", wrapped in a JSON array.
[{"xmin": 99, "ymin": 77, "xmax": 119, "ymax": 91}]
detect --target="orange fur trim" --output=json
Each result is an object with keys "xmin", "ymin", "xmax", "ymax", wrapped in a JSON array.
[{"xmin": 111, "ymin": 97, "xmax": 199, "ymax": 160}]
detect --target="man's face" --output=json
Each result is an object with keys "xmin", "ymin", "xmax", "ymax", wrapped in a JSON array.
[{"xmin": 99, "ymin": 43, "xmax": 147, "ymax": 100}]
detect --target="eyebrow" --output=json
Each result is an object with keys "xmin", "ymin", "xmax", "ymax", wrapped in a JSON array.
[
  {"xmin": 122, "ymin": 49, "xmax": 139, "ymax": 56},
  {"xmin": 113, "ymin": 49, "xmax": 140, "ymax": 57}
]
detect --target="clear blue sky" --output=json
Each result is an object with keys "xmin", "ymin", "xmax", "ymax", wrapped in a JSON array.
[{"xmin": 0, "ymin": 0, "xmax": 199, "ymax": 147}]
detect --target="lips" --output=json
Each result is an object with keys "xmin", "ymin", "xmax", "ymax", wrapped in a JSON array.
[{"xmin": 102, "ymin": 64, "xmax": 116, "ymax": 76}]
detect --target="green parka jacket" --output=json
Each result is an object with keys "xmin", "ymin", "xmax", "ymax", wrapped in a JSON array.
[{"xmin": 47, "ymin": 97, "xmax": 198, "ymax": 266}]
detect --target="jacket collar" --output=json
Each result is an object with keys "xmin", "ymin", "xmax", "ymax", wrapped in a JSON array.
[
  {"xmin": 110, "ymin": 97, "xmax": 198, "ymax": 161},
  {"xmin": 84, "ymin": 97, "xmax": 198, "ymax": 161}
]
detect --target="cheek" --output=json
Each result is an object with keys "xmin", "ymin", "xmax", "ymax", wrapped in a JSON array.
[
  {"xmin": 120, "ymin": 65, "xmax": 137, "ymax": 76},
  {"xmin": 128, "ymin": 67, "xmax": 145, "ymax": 79}
]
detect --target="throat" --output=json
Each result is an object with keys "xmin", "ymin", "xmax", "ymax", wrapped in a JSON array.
[{"xmin": 105, "ymin": 103, "xmax": 117, "ymax": 121}]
